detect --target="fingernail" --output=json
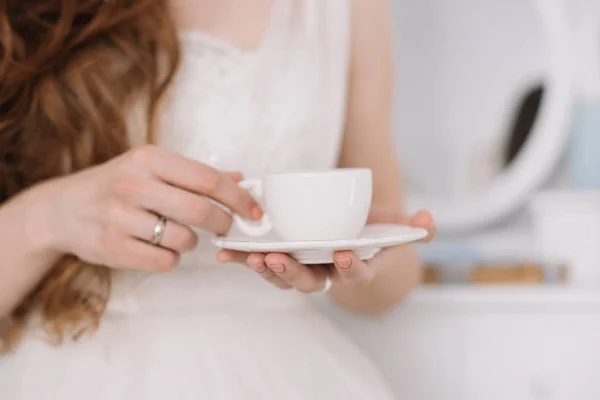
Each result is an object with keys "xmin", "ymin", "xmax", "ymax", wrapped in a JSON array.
[
  {"xmin": 252, "ymin": 264, "xmax": 267, "ymax": 273},
  {"xmin": 335, "ymin": 257, "xmax": 352, "ymax": 269},
  {"xmin": 268, "ymin": 263, "xmax": 285, "ymax": 273},
  {"xmin": 252, "ymin": 206, "xmax": 263, "ymax": 220}
]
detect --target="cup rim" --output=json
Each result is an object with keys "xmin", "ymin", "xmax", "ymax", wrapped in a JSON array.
[{"xmin": 266, "ymin": 168, "xmax": 371, "ymax": 179}]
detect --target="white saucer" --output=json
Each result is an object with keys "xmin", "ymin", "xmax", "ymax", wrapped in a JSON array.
[{"xmin": 213, "ymin": 224, "xmax": 428, "ymax": 264}]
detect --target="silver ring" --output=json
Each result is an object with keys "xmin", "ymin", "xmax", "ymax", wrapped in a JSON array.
[
  {"xmin": 320, "ymin": 276, "xmax": 333, "ymax": 293},
  {"xmin": 151, "ymin": 215, "xmax": 167, "ymax": 246}
]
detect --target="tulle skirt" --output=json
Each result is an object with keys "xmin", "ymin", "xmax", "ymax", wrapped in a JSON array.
[{"xmin": 0, "ymin": 303, "xmax": 395, "ymax": 400}]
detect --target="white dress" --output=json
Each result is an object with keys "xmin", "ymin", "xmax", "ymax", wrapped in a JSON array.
[{"xmin": 0, "ymin": 1, "xmax": 396, "ymax": 399}]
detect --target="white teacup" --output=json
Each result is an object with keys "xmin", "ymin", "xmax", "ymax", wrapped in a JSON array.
[{"xmin": 233, "ymin": 169, "xmax": 372, "ymax": 241}]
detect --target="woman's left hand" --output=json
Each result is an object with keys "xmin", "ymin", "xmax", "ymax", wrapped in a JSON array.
[{"xmin": 217, "ymin": 209, "xmax": 436, "ymax": 293}]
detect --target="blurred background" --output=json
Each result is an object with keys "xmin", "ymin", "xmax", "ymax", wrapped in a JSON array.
[{"xmin": 317, "ymin": 0, "xmax": 600, "ymax": 399}]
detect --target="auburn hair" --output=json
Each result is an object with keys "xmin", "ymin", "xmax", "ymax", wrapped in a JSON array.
[{"xmin": 0, "ymin": 0, "xmax": 180, "ymax": 351}]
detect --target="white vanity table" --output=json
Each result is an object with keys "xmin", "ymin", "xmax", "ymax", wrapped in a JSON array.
[
  {"xmin": 322, "ymin": 285, "xmax": 600, "ymax": 400},
  {"xmin": 317, "ymin": 280, "xmax": 600, "ymax": 400}
]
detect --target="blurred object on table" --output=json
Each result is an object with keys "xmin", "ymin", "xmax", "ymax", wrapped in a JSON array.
[
  {"xmin": 469, "ymin": 263, "xmax": 545, "ymax": 284},
  {"xmin": 422, "ymin": 262, "xmax": 567, "ymax": 285},
  {"xmin": 421, "ymin": 267, "xmax": 442, "ymax": 284}
]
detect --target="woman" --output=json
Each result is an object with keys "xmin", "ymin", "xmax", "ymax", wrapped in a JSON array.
[{"xmin": 0, "ymin": 0, "xmax": 435, "ymax": 398}]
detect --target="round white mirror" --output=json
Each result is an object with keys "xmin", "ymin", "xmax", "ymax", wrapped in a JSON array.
[{"xmin": 393, "ymin": 0, "xmax": 573, "ymax": 232}]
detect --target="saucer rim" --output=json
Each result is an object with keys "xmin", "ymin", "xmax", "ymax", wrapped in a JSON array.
[{"xmin": 212, "ymin": 224, "xmax": 427, "ymax": 252}]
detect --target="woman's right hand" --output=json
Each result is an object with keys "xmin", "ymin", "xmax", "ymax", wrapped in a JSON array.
[{"xmin": 42, "ymin": 145, "xmax": 261, "ymax": 273}]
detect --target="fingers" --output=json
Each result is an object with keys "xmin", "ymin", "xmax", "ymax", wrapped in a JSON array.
[
  {"xmin": 216, "ymin": 250, "xmax": 291, "ymax": 289},
  {"xmin": 262, "ymin": 253, "xmax": 328, "ymax": 293},
  {"xmin": 221, "ymin": 249, "xmax": 375, "ymax": 293},
  {"xmin": 216, "ymin": 249, "xmax": 250, "ymax": 265},
  {"xmin": 409, "ymin": 210, "xmax": 437, "ymax": 243},
  {"xmin": 123, "ymin": 208, "xmax": 198, "ymax": 252},
  {"xmin": 136, "ymin": 146, "xmax": 261, "ymax": 219},
  {"xmin": 332, "ymin": 251, "xmax": 374, "ymax": 287},
  {"xmin": 130, "ymin": 180, "xmax": 234, "ymax": 236},
  {"xmin": 366, "ymin": 207, "xmax": 437, "ymax": 243},
  {"xmin": 247, "ymin": 253, "xmax": 292, "ymax": 290},
  {"xmin": 106, "ymin": 236, "xmax": 180, "ymax": 273},
  {"xmin": 219, "ymin": 251, "xmax": 330, "ymax": 292}
]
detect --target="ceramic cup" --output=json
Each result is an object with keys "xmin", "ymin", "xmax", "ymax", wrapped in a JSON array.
[{"xmin": 233, "ymin": 168, "xmax": 372, "ymax": 241}]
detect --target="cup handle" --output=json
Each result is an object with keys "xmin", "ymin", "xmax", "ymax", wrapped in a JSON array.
[{"xmin": 233, "ymin": 179, "xmax": 273, "ymax": 237}]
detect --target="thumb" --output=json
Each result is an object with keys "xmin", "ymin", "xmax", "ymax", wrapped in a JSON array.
[
  {"xmin": 225, "ymin": 171, "xmax": 244, "ymax": 183},
  {"xmin": 366, "ymin": 208, "xmax": 408, "ymax": 225}
]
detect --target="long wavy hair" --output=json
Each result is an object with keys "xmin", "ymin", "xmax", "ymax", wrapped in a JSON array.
[{"xmin": 0, "ymin": 0, "xmax": 180, "ymax": 352}]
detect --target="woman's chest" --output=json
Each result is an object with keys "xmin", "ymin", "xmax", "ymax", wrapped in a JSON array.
[{"xmin": 156, "ymin": 43, "xmax": 340, "ymax": 177}]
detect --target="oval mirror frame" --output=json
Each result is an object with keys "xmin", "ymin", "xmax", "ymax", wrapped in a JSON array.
[{"xmin": 403, "ymin": 0, "xmax": 573, "ymax": 233}]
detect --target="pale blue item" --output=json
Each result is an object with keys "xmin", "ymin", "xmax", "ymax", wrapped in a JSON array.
[{"xmin": 568, "ymin": 100, "xmax": 600, "ymax": 188}]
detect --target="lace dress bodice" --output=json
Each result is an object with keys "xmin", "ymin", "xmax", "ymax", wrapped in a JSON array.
[
  {"xmin": 108, "ymin": 0, "xmax": 351, "ymax": 314},
  {"xmin": 161, "ymin": 0, "xmax": 349, "ymax": 175}
]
